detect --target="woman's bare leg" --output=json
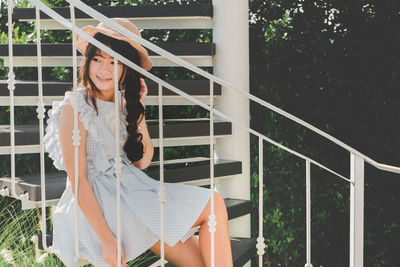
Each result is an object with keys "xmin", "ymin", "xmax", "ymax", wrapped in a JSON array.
[
  {"xmin": 191, "ymin": 191, "xmax": 233, "ymax": 267},
  {"xmin": 149, "ymin": 235, "xmax": 205, "ymax": 267},
  {"xmin": 150, "ymin": 191, "xmax": 233, "ymax": 267}
]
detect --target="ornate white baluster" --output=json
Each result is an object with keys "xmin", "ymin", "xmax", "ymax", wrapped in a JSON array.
[
  {"xmin": 208, "ymin": 80, "xmax": 216, "ymax": 267},
  {"xmin": 69, "ymin": 3, "xmax": 82, "ymax": 259},
  {"xmin": 256, "ymin": 136, "xmax": 266, "ymax": 266},
  {"xmin": 34, "ymin": 2, "xmax": 51, "ymax": 251},
  {"xmin": 7, "ymin": 0, "xmax": 16, "ymax": 198},
  {"xmin": 115, "ymin": 151, "xmax": 123, "ymax": 267},
  {"xmin": 113, "ymin": 59, "xmax": 123, "ymax": 267},
  {"xmin": 158, "ymin": 83, "xmax": 166, "ymax": 266},
  {"xmin": 305, "ymin": 160, "xmax": 313, "ymax": 267},
  {"xmin": 72, "ymin": 128, "xmax": 81, "ymax": 146},
  {"xmin": 36, "ymin": 102, "xmax": 45, "ymax": 120},
  {"xmin": 158, "ymin": 182, "xmax": 166, "ymax": 266}
]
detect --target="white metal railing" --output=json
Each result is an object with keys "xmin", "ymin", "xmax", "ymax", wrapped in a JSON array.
[
  {"xmin": 35, "ymin": 2, "xmax": 50, "ymax": 253},
  {"xmin": 3, "ymin": 0, "xmax": 400, "ymax": 266},
  {"xmin": 6, "ymin": 0, "xmax": 16, "ymax": 201},
  {"xmin": 70, "ymin": 4, "xmax": 81, "ymax": 259},
  {"xmin": 305, "ymin": 159, "xmax": 313, "ymax": 267}
]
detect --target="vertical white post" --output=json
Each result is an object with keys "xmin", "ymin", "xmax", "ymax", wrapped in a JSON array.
[
  {"xmin": 7, "ymin": 0, "xmax": 16, "ymax": 198},
  {"xmin": 350, "ymin": 153, "xmax": 364, "ymax": 267},
  {"xmin": 113, "ymin": 59, "xmax": 123, "ymax": 267},
  {"xmin": 256, "ymin": 136, "xmax": 266, "ymax": 267},
  {"xmin": 35, "ymin": 2, "xmax": 49, "ymax": 251},
  {"xmin": 158, "ymin": 83, "xmax": 166, "ymax": 267},
  {"xmin": 305, "ymin": 160, "xmax": 313, "ymax": 267},
  {"xmin": 209, "ymin": 80, "xmax": 216, "ymax": 267},
  {"xmin": 69, "ymin": 4, "xmax": 82, "ymax": 260},
  {"xmin": 212, "ymin": 0, "xmax": 250, "ymax": 242}
]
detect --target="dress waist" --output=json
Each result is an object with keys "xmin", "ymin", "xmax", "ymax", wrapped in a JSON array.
[
  {"xmin": 85, "ymin": 154, "xmax": 157, "ymax": 192},
  {"xmin": 87, "ymin": 153, "xmax": 131, "ymax": 176}
]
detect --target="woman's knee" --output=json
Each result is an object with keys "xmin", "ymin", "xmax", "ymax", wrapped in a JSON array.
[
  {"xmin": 195, "ymin": 191, "xmax": 228, "ymax": 227},
  {"xmin": 213, "ymin": 191, "xmax": 228, "ymax": 220},
  {"xmin": 149, "ymin": 237, "xmax": 205, "ymax": 267}
]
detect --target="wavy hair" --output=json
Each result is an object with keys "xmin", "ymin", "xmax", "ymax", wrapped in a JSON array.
[{"xmin": 77, "ymin": 32, "xmax": 145, "ymax": 162}]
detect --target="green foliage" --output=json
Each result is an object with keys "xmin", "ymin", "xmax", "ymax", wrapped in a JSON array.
[
  {"xmin": 0, "ymin": 196, "xmax": 155, "ymax": 266},
  {"xmin": 0, "ymin": 26, "xmax": 30, "ymax": 43},
  {"xmin": 0, "ymin": 196, "xmax": 56, "ymax": 266},
  {"xmin": 249, "ymin": 0, "xmax": 400, "ymax": 266}
]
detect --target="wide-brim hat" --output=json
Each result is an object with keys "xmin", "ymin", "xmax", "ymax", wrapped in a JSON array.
[{"xmin": 76, "ymin": 17, "xmax": 152, "ymax": 71}]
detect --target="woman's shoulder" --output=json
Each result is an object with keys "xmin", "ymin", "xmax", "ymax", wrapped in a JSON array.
[
  {"xmin": 49, "ymin": 88, "xmax": 96, "ymax": 132},
  {"xmin": 44, "ymin": 87, "xmax": 97, "ymax": 171},
  {"xmin": 63, "ymin": 88, "xmax": 96, "ymax": 111},
  {"xmin": 63, "ymin": 87, "xmax": 88, "ymax": 101}
]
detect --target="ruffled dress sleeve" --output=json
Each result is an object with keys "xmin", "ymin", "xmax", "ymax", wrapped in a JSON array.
[{"xmin": 43, "ymin": 89, "xmax": 97, "ymax": 171}]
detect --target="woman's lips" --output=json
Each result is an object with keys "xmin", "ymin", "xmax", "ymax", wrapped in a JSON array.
[{"xmin": 97, "ymin": 75, "xmax": 111, "ymax": 82}]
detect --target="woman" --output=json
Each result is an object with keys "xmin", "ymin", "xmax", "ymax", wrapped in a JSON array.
[{"xmin": 44, "ymin": 18, "xmax": 233, "ymax": 267}]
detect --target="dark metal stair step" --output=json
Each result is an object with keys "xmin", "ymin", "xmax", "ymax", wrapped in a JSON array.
[
  {"xmin": 231, "ymin": 237, "xmax": 258, "ymax": 267},
  {"xmin": 146, "ymin": 158, "xmax": 241, "ymax": 183},
  {"xmin": 0, "ymin": 158, "xmax": 242, "ymax": 201},
  {"xmin": 225, "ymin": 198, "xmax": 252, "ymax": 221},
  {"xmin": 135, "ymin": 237, "xmax": 257, "ymax": 267},
  {"xmin": 0, "ymin": 80, "xmax": 221, "ymax": 97},
  {"xmin": 0, "ymin": 118, "xmax": 231, "ymax": 147},
  {"xmin": 38, "ymin": 236, "xmax": 256, "ymax": 267},
  {"xmin": 13, "ymin": 4, "xmax": 213, "ymax": 20},
  {"xmin": 0, "ymin": 43, "xmax": 215, "ymax": 57}
]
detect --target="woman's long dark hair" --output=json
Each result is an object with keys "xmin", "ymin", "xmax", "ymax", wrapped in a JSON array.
[{"xmin": 77, "ymin": 32, "xmax": 145, "ymax": 162}]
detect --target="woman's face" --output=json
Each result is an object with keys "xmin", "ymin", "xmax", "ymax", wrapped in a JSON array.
[{"xmin": 88, "ymin": 47, "xmax": 125, "ymax": 94}]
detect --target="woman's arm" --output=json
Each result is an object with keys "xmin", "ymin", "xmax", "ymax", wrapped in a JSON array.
[
  {"xmin": 132, "ymin": 113, "xmax": 154, "ymax": 170},
  {"xmin": 130, "ymin": 78, "xmax": 154, "ymax": 170},
  {"xmin": 58, "ymin": 100, "xmax": 114, "ymax": 244},
  {"xmin": 59, "ymin": 99, "xmax": 127, "ymax": 266}
]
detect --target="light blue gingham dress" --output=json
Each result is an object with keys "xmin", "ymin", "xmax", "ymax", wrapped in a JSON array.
[{"xmin": 43, "ymin": 88, "xmax": 211, "ymax": 267}]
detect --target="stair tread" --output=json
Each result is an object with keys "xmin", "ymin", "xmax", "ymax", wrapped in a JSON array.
[
  {"xmin": 0, "ymin": 118, "xmax": 231, "ymax": 147},
  {"xmin": 0, "ymin": 80, "xmax": 221, "ymax": 97},
  {"xmin": 224, "ymin": 198, "xmax": 252, "ymax": 220},
  {"xmin": 0, "ymin": 158, "xmax": 242, "ymax": 201},
  {"xmin": 14, "ymin": 4, "xmax": 213, "ymax": 20},
  {"xmin": 0, "ymin": 43, "xmax": 215, "ymax": 57},
  {"xmin": 38, "ymin": 235, "xmax": 255, "ymax": 267}
]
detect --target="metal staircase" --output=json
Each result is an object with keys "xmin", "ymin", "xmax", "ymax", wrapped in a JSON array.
[
  {"xmin": 2, "ymin": 1, "xmax": 399, "ymax": 267},
  {"xmin": 0, "ymin": 1, "xmax": 257, "ymax": 266}
]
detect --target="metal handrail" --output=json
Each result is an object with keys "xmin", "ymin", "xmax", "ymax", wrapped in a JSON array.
[
  {"xmin": 31, "ymin": 0, "xmax": 352, "ymax": 184},
  {"xmin": 66, "ymin": 0, "xmax": 400, "ymax": 175}
]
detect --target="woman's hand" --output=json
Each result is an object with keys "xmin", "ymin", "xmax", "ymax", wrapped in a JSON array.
[
  {"xmin": 101, "ymin": 234, "xmax": 128, "ymax": 267},
  {"xmin": 139, "ymin": 78, "xmax": 148, "ymax": 106}
]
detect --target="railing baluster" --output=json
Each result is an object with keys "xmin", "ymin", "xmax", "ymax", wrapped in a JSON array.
[
  {"xmin": 35, "ymin": 1, "xmax": 49, "ymax": 251},
  {"xmin": 209, "ymin": 80, "xmax": 216, "ymax": 267},
  {"xmin": 113, "ymin": 58, "xmax": 123, "ymax": 267},
  {"xmin": 256, "ymin": 136, "xmax": 266, "ymax": 266},
  {"xmin": 69, "ymin": 4, "xmax": 82, "ymax": 260},
  {"xmin": 7, "ymin": 0, "xmax": 16, "ymax": 199},
  {"xmin": 305, "ymin": 160, "xmax": 312, "ymax": 267},
  {"xmin": 350, "ymin": 153, "xmax": 364, "ymax": 267},
  {"xmin": 158, "ymin": 83, "xmax": 166, "ymax": 266}
]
